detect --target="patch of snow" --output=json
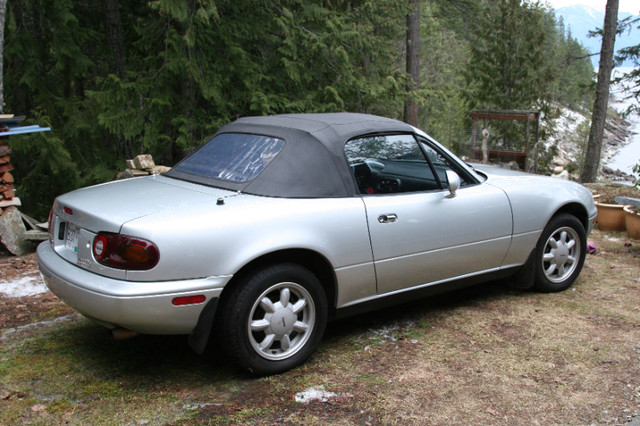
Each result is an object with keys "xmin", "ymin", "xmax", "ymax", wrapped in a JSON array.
[
  {"xmin": 607, "ymin": 69, "xmax": 640, "ymax": 178},
  {"xmin": 183, "ymin": 403, "xmax": 223, "ymax": 411},
  {"xmin": 544, "ymin": 105, "xmax": 590, "ymax": 164},
  {"xmin": 1, "ymin": 314, "xmax": 78, "ymax": 340},
  {"xmin": 0, "ymin": 273, "xmax": 48, "ymax": 298},
  {"xmin": 368, "ymin": 325, "xmax": 401, "ymax": 341},
  {"xmin": 366, "ymin": 320, "xmax": 415, "ymax": 342},
  {"xmin": 294, "ymin": 386, "xmax": 339, "ymax": 404}
]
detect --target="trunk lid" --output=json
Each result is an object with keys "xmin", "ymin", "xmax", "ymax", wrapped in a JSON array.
[
  {"xmin": 54, "ymin": 175, "xmax": 235, "ymax": 233},
  {"xmin": 50, "ymin": 175, "xmax": 236, "ymax": 273}
]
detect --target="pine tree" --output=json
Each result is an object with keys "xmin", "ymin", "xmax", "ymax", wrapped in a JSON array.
[
  {"xmin": 465, "ymin": 0, "xmax": 551, "ymax": 111},
  {"xmin": 404, "ymin": 0, "xmax": 420, "ymax": 125},
  {"xmin": 615, "ymin": 16, "xmax": 640, "ymax": 116}
]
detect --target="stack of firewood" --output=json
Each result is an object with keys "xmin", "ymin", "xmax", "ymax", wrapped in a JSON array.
[
  {"xmin": 0, "ymin": 139, "xmax": 20, "ymax": 215},
  {"xmin": 0, "ymin": 116, "xmax": 52, "ymax": 255},
  {"xmin": 0, "ymin": 137, "xmax": 29, "ymax": 256}
]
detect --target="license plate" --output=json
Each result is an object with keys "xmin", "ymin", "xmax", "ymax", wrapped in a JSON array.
[{"xmin": 65, "ymin": 223, "xmax": 79, "ymax": 253}]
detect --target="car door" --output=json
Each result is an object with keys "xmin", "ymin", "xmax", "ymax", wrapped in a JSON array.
[{"xmin": 345, "ymin": 134, "xmax": 513, "ymax": 294}]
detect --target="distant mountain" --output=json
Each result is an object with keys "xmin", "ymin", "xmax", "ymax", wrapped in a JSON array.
[{"xmin": 554, "ymin": 5, "xmax": 639, "ymax": 68}]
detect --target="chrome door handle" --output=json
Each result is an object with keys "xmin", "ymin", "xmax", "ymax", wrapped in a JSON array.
[{"xmin": 378, "ymin": 214, "xmax": 398, "ymax": 223}]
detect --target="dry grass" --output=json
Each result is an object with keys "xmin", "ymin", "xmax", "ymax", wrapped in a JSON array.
[
  {"xmin": 300, "ymin": 229, "xmax": 639, "ymax": 425},
  {"xmin": 585, "ymin": 182, "xmax": 640, "ymax": 204}
]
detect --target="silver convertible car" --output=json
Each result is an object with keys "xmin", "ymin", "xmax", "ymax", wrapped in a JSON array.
[{"xmin": 37, "ymin": 113, "xmax": 597, "ymax": 375}]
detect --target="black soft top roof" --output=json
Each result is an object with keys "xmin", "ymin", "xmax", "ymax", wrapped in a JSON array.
[{"xmin": 168, "ymin": 113, "xmax": 415, "ymax": 198}]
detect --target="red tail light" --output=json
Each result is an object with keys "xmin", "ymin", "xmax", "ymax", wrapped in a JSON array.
[{"xmin": 93, "ymin": 232, "xmax": 160, "ymax": 270}]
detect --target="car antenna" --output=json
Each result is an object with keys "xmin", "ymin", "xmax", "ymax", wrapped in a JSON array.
[{"xmin": 217, "ymin": 191, "xmax": 242, "ymax": 206}]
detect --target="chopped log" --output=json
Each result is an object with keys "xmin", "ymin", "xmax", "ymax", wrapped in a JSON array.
[
  {"xmin": 118, "ymin": 155, "xmax": 170, "ymax": 179},
  {"xmin": 20, "ymin": 210, "xmax": 49, "ymax": 231},
  {"xmin": 0, "ymin": 184, "xmax": 14, "ymax": 199},
  {"xmin": 0, "ymin": 143, "xmax": 9, "ymax": 156},
  {"xmin": 1, "ymin": 171, "xmax": 14, "ymax": 183},
  {"xmin": 23, "ymin": 229, "xmax": 49, "ymax": 241},
  {"xmin": 0, "ymin": 162, "xmax": 12, "ymax": 173},
  {"xmin": 118, "ymin": 168, "xmax": 149, "ymax": 179},
  {"xmin": 0, "ymin": 154, "xmax": 9, "ymax": 164},
  {"xmin": 151, "ymin": 165, "xmax": 171, "ymax": 174},
  {"xmin": 2, "ymin": 187, "xmax": 15, "ymax": 198},
  {"xmin": 0, "ymin": 197, "xmax": 21, "ymax": 208},
  {"xmin": 0, "ymin": 206, "xmax": 33, "ymax": 255},
  {"xmin": 133, "ymin": 154, "xmax": 155, "ymax": 170}
]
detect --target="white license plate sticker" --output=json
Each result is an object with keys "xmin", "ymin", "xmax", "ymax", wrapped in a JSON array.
[{"xmin": 65, "ymin": 223, "xmax": 79, "ymax": 253}]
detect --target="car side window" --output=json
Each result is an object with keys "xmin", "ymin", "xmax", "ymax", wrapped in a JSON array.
[
  {"xmin": 418, "ymin": 141, "xmax": 471, "ymax": 187},
  {"xmin": 345, "ymin": 134, "xmax": 442, "ymax": 194}
]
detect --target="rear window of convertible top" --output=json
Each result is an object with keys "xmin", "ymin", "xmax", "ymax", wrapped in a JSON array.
[{"xmin": 174, "ymin": 133, "xmax": 284, "ymax": 183}]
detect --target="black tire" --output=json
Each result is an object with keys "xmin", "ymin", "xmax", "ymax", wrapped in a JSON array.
[
  {"xmin": 533, "ymin": 213, "xmax": 587, "ymax": 293},
  {"xmin": 218, "ymin": 263, "xmax": 328, "ymax": 375}
]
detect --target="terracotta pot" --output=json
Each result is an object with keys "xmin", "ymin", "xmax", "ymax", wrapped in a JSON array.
[
  {"xmin": 624, "ymin": 205, "xmax": 640, "ymax": 239},
  {"xmin": 595, "ymin": 202, "xmax": 626, "ymax": 231}
]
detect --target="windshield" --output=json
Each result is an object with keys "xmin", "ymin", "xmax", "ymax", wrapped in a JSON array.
[{"xmin": 173, "ymin": 133, "xmax": 284, "ymax": 183}]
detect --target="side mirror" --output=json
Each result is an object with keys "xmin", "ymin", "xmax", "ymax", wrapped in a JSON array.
[{"xmin": 445, "ymin": 170, "xmax": 460, "ymax": 198}]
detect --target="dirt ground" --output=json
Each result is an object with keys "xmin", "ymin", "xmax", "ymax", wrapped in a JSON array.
[
  {"xmin": 1, "ymin": 228, "xmax": 639, "ymax": 425},
  {"xmin": 0, "ymin": 252, "xmax": 74, "ymax": 329}
]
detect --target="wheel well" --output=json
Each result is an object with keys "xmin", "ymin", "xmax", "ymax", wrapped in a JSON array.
[
  {"xmin": 553, "ymin": 202, "xmax": 589, "ymax": 230},
  {"xmin": 219, "ymin": 249, "xmax": 338, "ymax": 313}
]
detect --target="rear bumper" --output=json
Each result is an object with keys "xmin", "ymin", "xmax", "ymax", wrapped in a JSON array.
[{"xmin": 37, "ymin": 242, "xmax": 230, "ymax": 334}]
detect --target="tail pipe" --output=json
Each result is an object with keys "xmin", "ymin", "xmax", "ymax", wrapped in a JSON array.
[{"xmin": 110, "ymin": 328, "xmax": 138, "ymax": 341}]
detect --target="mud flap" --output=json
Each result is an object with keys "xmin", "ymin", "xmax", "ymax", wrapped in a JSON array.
[
  {"xmin": 188, "ymin": 298, "xmax": 219, "ymax": 354},
  {"xmin": 505, "ymin": 249, "xmax": 536, "ymax": 290}
]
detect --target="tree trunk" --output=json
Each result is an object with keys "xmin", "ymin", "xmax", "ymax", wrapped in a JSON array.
[
  {"xmin": 581, "ymin": 0, "xmax": 619, "ymax": 183},
  {"xmin": 102, "ymin": 0, "xmax": 126, "ymax": 78},
  {"xmin": 0, "ymin": 0, "xmax": 7, "ymax": 112},
  {"xmin": 403, "ymin": 0, "xmax": 420, "ymax": 126}
]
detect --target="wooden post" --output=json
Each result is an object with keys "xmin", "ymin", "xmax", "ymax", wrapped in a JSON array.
[
  {"xmin": 471, "ymin": 117, "xmax": 477, "ymax": 148},
  {"xmin": 525, "ymin": 115, "xmax": 531, "ymax": 171},
  {"xmin": 533, "ymin": 112, "xmax": 540, "ymax": 174}
]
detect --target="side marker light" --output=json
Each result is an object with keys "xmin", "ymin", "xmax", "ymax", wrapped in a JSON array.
[{"xmin": 172, "ymin": 295, "xmax": 206, "ymax": 306}]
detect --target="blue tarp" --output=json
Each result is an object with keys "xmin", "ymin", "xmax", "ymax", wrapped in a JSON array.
[
  {"xmin": 1, "ymin": 124, "xmax": 51, "ymax": 136},
  {"xmin": 0, "ymin": 115, "xmax": 51, "ymax": 137}
]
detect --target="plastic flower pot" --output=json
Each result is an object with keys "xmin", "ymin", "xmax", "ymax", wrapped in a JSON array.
[
  {"xmin": 623, "ymin": 205, "xmax": 640, "ymax": 239},
  {"xmin": 595, "ymin": 201, "xmax": 626, "ymax": 232}
]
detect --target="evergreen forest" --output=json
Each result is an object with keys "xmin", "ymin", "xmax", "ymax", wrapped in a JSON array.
[{"xmin": 4, "ymin": 0, "xmax": 597, "ymax": 219}]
